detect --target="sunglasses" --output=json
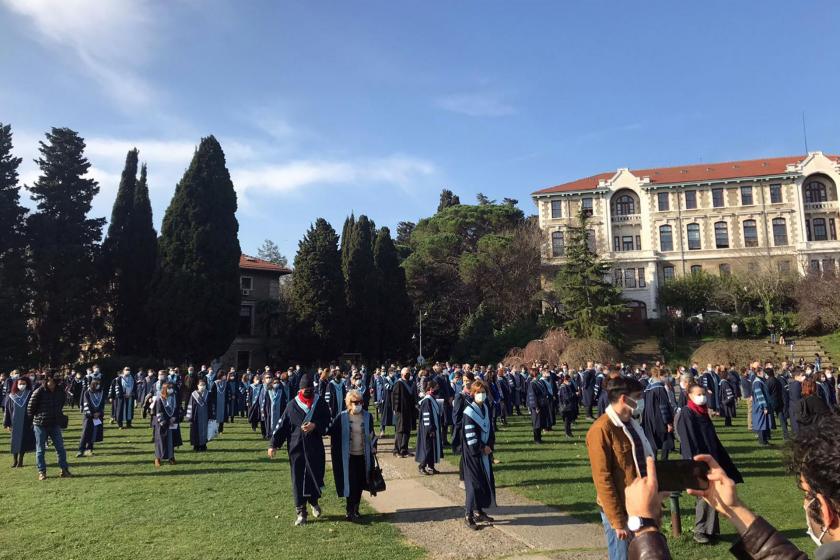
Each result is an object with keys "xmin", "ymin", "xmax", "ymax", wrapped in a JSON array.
[{"xmin": 350, "ymin": 401, "xmax": 363, "ymax": 405}]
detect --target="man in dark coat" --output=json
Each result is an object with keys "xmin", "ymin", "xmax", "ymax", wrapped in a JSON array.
[
  {"xmin": 391, "ymin": 367, "xmax": 417, "ymax": 457},
  {"xmin": 788, "ymin": 368, "xmax": 804, "ymax": 436},
  {"xmin": 526, "ymin": 369, "xmax": 550, "ymax": 443},
  {"xmin": 581, "ymin": 362, "xmax": 596, "ymax": 419},
  {"xmin": 765, "ymin": 368, "xmax": 787, "ymax": 439},
  {"xmin": 640, "ymin": 369, "xmax": 674, "ymax": 460}
]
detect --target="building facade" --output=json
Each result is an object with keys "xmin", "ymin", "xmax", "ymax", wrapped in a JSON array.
[
  {"xmin": 532, "ymin": 152, "xmax": 840, "ymax": 320},
  {"xmin": 219, "ymin": 254, "xmax": 292, "ymax": 371}
]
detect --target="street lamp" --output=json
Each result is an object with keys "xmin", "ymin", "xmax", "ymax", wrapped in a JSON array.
[{"xmin": 413, "ymin": 311, "xmax": 428, "ymax": 364}]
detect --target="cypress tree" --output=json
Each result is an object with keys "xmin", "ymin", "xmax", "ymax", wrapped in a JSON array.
[
  {"xmin": 129, "ymin": 163, "xmax": 158, "ymax": 355},
  {"xmin": 340, "ymin": 213, "xmax": 355, "ymax": 276},
  {"xmin": 149, "ymin": 136, "xmax": 241, "ymax": 363},
  {"xmin": 373, "ymin": 227, "xmax": 413, "ymax": 362},
  {"xmin": 27, "ymin": 127, "xmax": 105, "ymax": 365},
  {"xmin": 344, "ymin": 215, "xmax": 379, "ymax": 359},
  {"xmin": 0, "ymin": 123, "xmax": 29, "ymax": 368},
  {"xmin": 291, "ymin": 218, "xmax": 346, "ymax": 361}
]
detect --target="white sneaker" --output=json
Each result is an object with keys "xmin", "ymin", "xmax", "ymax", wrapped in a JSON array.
[
  {"xmin": 311, "ymin": 504, "xmax": 322, "ymax": 518},
  {"xmin": 295, "ymin": 514, "xmax": 306, "ymax": 526}
]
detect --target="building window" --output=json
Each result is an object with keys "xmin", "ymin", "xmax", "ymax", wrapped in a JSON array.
[
  {"xmin": 238, "ymin": 305, "xmax": 253, "ymax": 336},
  {"xmin": 740, "ymin": 186, "xmax": 753, "ymax": 206},
  {"xmin": 814, "ymin": 218, "xmax": 828, "ymax": 241},
  {"xmin": 806, "ymin": 219, "xmax": 812, "ymax": 241},
  {"xmin": 663, "ymin": 265, "xmax": 675, "ymax": 282},
  {"xmin": 581, "ymin": 197, "xmax": 593, "ymax": 217},
  {"xmin": 831, "ymin": 218, "xmax": 837, "ymax": 240},
  {"xmin": 778, "ymin": 260, "xmax": 790, "ymax": 273},
  {"xmin": 622, "ymin": 236, "xmax": 634, "ymax": 251},
  {"xmin": 614, "ymin": 194, "xmax": 635, "ymax": 215},
  {"xmin": 687, "ymin": 223, "xmax": 701, "ymax": 250},
  {"xmin": 823, "ymin": 259, "xmax": 836, "ymax": 275},
  {"xmin": 240, "ymin": 276, "xmax": 253, "ymax": 291},
  {"xmin": 690, "ymin": 265, "xmax": 702, "ymax": 274},
  {"xmin": 550, "ymin": 199, "xmax": 562, "ymax": 219},
  {"xmin": 743, "ymin": 219, "xmax": 758, "ymax": 247},
  {"xmin": 236, "ymin": 350, "xmax": 251, "ymax": 371},
  {"xmin": 684, "ymin": 190, "xmax": 697, "ymax": 209},
  {"xmin": 614, "ymin": 236, "xmax": 620, "ymax": 252},
  {"xmin": 586, "ymin": 229, "xmax": 596, "ymax": 253},
  {"xmin": 805, "ymin": 180, "xmax": 828, "ymax": 203},
  {"xmin": 811, "ymin": 260, "xmax": 821, "ymax": 273},
  {"xmin": 657, "ymin": 192, "xmax": 670, "ymax": 211},
  {"xmin": 772, "ymin": 218, "xmax": 788, "ymax": 246},
  {"xmin": 624, "ymin": 268, "xmax": 637, "ymax": 288},
  {"xmin": 712, "ymin": 188, "xmax": 724, "ymax": 208},
  {"xmin": 659, "ymin": 225, "xmax": 673, "ymax": 252},
  {"xmin": 613, "ymin": 269, "xmax": 623, "ymax": 287},
  {"xmin": 551, "ymin": 231, "xmax": 565, "ymax": 257},
  {"xmin": 638, "ymin": 268, "xmax": 646, "ymax": 287},
  {"xmin": 635, "ymin": 235, "xmax": 641, "ymax": 250},
  {"xmin": 719, "ymin": 263, "xmax": 731, "ymax": 276},
  {"xmin": 714, "ymin": 221, "xmax": 729, "ymax": 248},
  {"xmin": 770, "ymin": 183, "xmax": 782, "ymax": 203}
]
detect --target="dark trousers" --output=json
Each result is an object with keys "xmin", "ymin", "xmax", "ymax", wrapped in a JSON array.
[
  {"xmin": 394, "ymin": 431, "xmax": 411, "ymax": 455},
  {"xmin": 757, "ymin": 429, "xmax": 770, "ymax": 445},
  {"xmin": 347, "ymin": 454, "xmax": 366, "ymax": 513},
  {"xmin": 533, "ymin": 428, "xmax": 542, "ymax": 442},
  {"xmin": 459, "ymin": 455, "xmax": 464, "ymax": 481},
  {"xmin": 695, "ymin": 497, "xmax": 720, "ymax": 536},
  {"xmin": 563, "ymin": 415, "xmax": 573, "ymax": 436},
  {"xmin": 775, "ymin": 411, "xmax": 789, "ymax": 439}
]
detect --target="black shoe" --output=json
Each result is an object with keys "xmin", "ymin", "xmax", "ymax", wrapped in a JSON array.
[
  {"xmin": 465, "ymin": 514, "xmax": 479, "ymax": 530},
  {"xmin": 475, "ymin": 510, "xmax": 495, "ymax": 523},
  {"xmin": 429, "ymin": 467, "xmax": 440, "ymax": 475},
  {"xmin": 534, "ymin": 440, "xmax": 543, "ymax": 445},
  {"xmin": 76, "ymin": 452, "xmax": 84, "ymax": 458}
]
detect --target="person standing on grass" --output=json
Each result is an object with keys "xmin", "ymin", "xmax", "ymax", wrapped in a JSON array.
[
  {"xmin": 184, "ymin": 378, "xmax": 212, "ymax": 452},
  {"xmin": 77, "ymin": 377, "xmax": 105, "ymax": 457},
  {"xmin": 640, "ymin": 367, "xmax": 674, "ymax": 461},
  {"xmin": 391, "ymin": 366, "xmax": 417, "ymax": 458},
  {"xmin": 462, "ymin": 380, "xmax": 496, "ymax": 531},
  {"xmin": 751, "ymin": 368, "xmax": 775, "ymax": 446},
  {"xmin": 718, "ymin": 370, "xmax": 738, "ymax": 427},
  {"xmin": 581, "ymin": 361, "xmax": 596, "ymax": 419},
  {"xmin": 586, "ymin": 376, "xmax": 652, "ymax": 560},
  {"xmin": 526, "ymin": 368, "xmax": 550, "ymax": 444},
  {"xmin": 209, "ymin": 371, "xmax": 230, "ymax": 434},
  {"xmin": 27, "ymin": 371, "xmax": 72, "ymax": 481},
  {"xmin": 328, "ymin": 389, "xmax": 376, "ymax": 522},
  {"xmin": 3, "ymin": 376, "xmax": 35, "ymax": 468},
  {"xmin": 557, "ymin": 373, "xmax": 579, "ymax": 437},
  {"xmin": 765, "ymin": 367, "xmax": 788, "ymax": 439},
  {"xmin": 416, "ymin": 379, "xmax": 444, "ymax": 476},
  {"xmin": 267, "ymin": 375, "xmax": 331, "ymax": 526},
  {"xmin": 152, "ymin": 381, "xmax": 181, "ymax": 467}
]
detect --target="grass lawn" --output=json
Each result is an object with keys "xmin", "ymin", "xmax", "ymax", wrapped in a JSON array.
[
  {"xmin": 819, "ymin": 331, "xmax": 840, "ymax": 362},
  {"xmin": 0, "ymin": 410, "xmax": 423, "ymax": 560},
  {"xmin": 488, "ymin": 405, "xmax": 813, "ymax": 560}
]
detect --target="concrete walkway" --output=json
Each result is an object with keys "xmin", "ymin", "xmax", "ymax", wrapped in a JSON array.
[{"xmin": 363, "ymin": 435, "xmax": 606, "ymax": 560}]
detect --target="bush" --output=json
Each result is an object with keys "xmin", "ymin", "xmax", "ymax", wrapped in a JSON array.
[
  {"xmin": 560, "ymin": 338, "xmax": 621, "ymax": 368},
  {"xmin": 773, "ymin": 312, "xmax": 799, "ymax": 336},
  {"xmin": 742, "ymin": 315, "xmax": 766, "ymax": 337},
  {"xmin": 690, "ymin": 340, "xmax": 768, "ymax": 368}
]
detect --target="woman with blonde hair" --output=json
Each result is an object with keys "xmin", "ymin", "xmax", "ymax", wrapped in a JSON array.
[{"xmin": 328, "ymin": 389, "xmax": 376, "ymax": 521}]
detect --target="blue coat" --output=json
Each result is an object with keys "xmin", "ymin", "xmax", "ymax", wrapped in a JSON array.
[{"xmin": 751, "ymin": 378, "xmax": 775, "ymax": 432}]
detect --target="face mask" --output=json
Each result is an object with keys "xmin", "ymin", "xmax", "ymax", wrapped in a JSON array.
[
  {"xmin": 691, "ymin": 394, "xmax": 707, "ymax": 406},
  {"xmin": 273, "ymin": 384, "xmax": 280, "ymax": 390},
  {"xmin": 198, "ymin": 385, "xmax": 206, "ymax": 391},
  {"xmin": 629, "ymin": 397, "xmax": 645, "ymax": 418},
  {"xmin": 302, "ymin": 389, "xmax": 313, "ymax": 398},
  {"xmin": 474, "ymin": 392, "xmax": 487, "ymax": 404},
  {"xmin": 805, "ymin": 498, "xmax": 828, "ymax": 545},
  {"xmin": 352, "ymin": 404, "xmax": 362, "ymax": 414},
  {"xmin": 18, "ymin": 385, "xmax": 27, "ymax": 391}
]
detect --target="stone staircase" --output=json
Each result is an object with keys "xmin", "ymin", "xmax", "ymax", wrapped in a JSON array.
[
  {"xmin": 624, "ymin": 335, "xmax": 663, "ymax": 366},
  {"xmin": 762, "ymin": 337, "xmax": 834, "ymax": 369}
]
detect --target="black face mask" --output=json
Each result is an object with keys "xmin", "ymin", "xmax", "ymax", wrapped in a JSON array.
[{"xmin": 302, "ymin": 389, "xmax": 313, "ymax": 398}]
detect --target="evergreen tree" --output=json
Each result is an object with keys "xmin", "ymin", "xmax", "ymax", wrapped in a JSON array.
[
  {"xmin": 129, "ymin": 163, "xmax": 158, "ymax": 354},
  {"xmin": 27, "ymin": 128, "xmax": 105, "ymax": 365},
  {"xmin": 344, "ymin": 215, "xmax": 379, "ymax": 358},
  {"xmin": 437, "ymin": 188, "xmax": 461, "ymax": 213},
  {"xmin": 340, "ymin": 213, "xmax": 355, "ymax": 276},
  {"xmin": 0, "ymin": 123, "xmax": 29, "ymax": 368},
  {"xmin": 552, "ymin": 210, "xmax": 626, "ymax": 344},
  {"xmin": 257, "ymin": 239, "xmax": 288, "ymax": 267},
  {"xmin": 291, "ymin": 218, "xmax": 346, "ymax": 361},
  {"xmin": 149, "ymin": 136, "xmax": 241, "ymax": 362},
  {"xmin": 373, "ymin": 227, "xmax": 413, "ymax": 361},
  {"xmin": 396, "ymin": 221, "xmax": 415, "ymax": 246}
]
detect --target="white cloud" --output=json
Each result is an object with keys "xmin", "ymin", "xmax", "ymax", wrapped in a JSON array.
[
  {"xmin": 435, "ymin": 92, "xmax": 516, "ymax": 117},
  {"xmin": 2, "ymin": 0, "xmax": 159, "ymax": 107}
]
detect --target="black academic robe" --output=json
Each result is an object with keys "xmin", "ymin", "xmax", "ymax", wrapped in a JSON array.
[
  {"xmin": 526, "ymin": 378, "xmax": 550, "ymax": 430},
  {"xmin": 676, "ymin": 406, "xmax": 743, "ymax": 484},
  {"xmin": 152, "ymin": 396, "xmax": 182, "ymax": 460},
  {"xmin": 79, "ymin": 389, "xmax": 105, "ymax": 449},
  {"xmin": 718, "ymin": 378, "xmax": 737, "ymax": 420},
  {"xmin": 391, "ymin": 379, "xmax": 417, "ymax": 434},
  {"xmin": 461, "ymin": 402, "xmax": 496, "ymax": 511},
  {"xmin": 641, "ymin": 381, "xmax": 675, "ymax": 453},
  {"xmin": 581, "ymin": 369, "xmax": 596, "ymax": 408},
  {"xmin": 185, "ymin": 389, "xmax": 213, "ymax": 448},
  {"xmin": 451, "ymin": 392, "xmax": 473, "ymax": 454},
  {"xmin": 416, "ymin": 396, "xmax": 444, "ymax": 466},
  {"xmin": 379, "ymin": 377, "xmax": 395, "ymax": 429},
  {"xmin": 270, "ymin": 396, "xmax": 331, "ymax": 507},
  {"xmin": 788, "ymin": 380, "xmax": 802, "ymax": 434},
  {"xmin": 557, "ymin": 383, "xmax": 579, "ymax": 421}
]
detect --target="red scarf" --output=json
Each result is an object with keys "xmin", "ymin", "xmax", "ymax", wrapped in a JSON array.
[
  {"xmin": 297, "ymin": 390, "xmax": 314, "ymax": 408},
  {"xmin": 687, "ymin": 399, "xmax": 708, "ymax": 417}
]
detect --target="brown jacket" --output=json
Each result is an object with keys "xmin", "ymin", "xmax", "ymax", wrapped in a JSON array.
[{"xmin": 586, "ymin": 406, "xmax": 653, "ymax": 529}]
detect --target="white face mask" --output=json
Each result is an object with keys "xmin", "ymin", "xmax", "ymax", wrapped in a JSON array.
[
  {"xmin": 474, "ymin": 392, "xmax": 487, "ymax": 404},
  {"xmin": 629, "ymin": 396, "xmax": 644, "ymax": 418},
  {"xmin": 805, "ymin": 498, "xmax": 828, "ymax": 545},
  {"xmin": 691, "ymin": 394, "xmax": 707, "ymax": 406},
  {"xmin": 352, "ymin": 404, "xmax": 362, "ymax": 414}
]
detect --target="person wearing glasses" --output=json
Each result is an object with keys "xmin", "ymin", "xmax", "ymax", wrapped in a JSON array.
[{"xmin": 328, "ymin": 389, "xmax": 377, "ymax": 521}]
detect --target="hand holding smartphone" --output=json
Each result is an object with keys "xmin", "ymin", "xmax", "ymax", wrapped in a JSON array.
[{"xmin": 654, "ymin": 460, "xmax": 710, "ymax": 492}]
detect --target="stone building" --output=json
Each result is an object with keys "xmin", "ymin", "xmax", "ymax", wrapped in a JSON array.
[{"xmin": 531, "ymin": 152, "xmax": 840, "ymax": 320}]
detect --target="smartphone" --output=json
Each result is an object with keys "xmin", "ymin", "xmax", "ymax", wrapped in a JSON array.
[{"xmin": 654, "ymin": 460, "xmax": 710, "ymax": 492}]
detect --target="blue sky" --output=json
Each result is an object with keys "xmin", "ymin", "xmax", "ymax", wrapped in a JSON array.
[{"xmin": 2, "ymin": 1, "xmax": 840, "ymax": 261}]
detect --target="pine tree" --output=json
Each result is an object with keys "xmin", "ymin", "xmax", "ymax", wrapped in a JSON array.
[
  {"xmin": 0, "ymin": 123, "xmax": 29, "ymax": 368},
  {"xmin": 291, "ymin": 218, "xmax": 346, "ymax": 361},
  {"xmin": 552, "ymin": 209, "xmax": 626, "ymax": 343},
  {"xmin": 129, "ymin": 163, "xmax": 158, "ymax": 355},
  {"xmin": 437, "ymin": 188, "xmax": 461, "ymax": 213},
  {"xmin": 27, "ymin": 127, "xmax": 105, "ymax": 365},
  {"xmin": 149, "ymin": 136, "xmax": 241, "ymax": 363},
  {"xmin": 373, "ymin": 227, "xmax": 413, "ymax": 361},
  {"xmin": 344, "ymin": 215, "xmax": 379, "ymax": 358},
  {"xmin": 340, "ymin": 213, "xmax": 355, "ymax": 276},
  {"xmin": 257, "ymin": 239, "xmax": 288, "ymax": 267}
]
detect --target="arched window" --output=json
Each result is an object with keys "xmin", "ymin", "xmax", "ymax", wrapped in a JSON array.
[
  {"xmin": 805, "ymin": 180, "xmax": 828, "ymax": 203},
  {"xmin": 743, "ymin": 220, "xmax": 758, "ymax": 247},
  {"xmin": 714, "ymin": 221, "xmax": 729, "ymax": 249},
  {"xmin": 613, "ymin": 194, "xmax": 636, "ymax": 215},
  {"xmin": 687, "ymin": 223, "xmax": 701, "ymax": 250},
  {"xmin": 659, "ymin": 225, "xmax": 673, "ymax": 252}
]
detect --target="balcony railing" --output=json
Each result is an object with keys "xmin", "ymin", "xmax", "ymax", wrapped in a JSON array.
[
  {"xmin": 804, "ymin": 200, "xmax": 839, "ymax": 211},
  {"xmin": 611, "ymin": 214, "xmax": 641, "ymax": 224}
]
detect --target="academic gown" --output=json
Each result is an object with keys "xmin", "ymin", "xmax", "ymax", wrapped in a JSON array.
[
  {"xmin": 391, "ymin": 379, "xmax": 417, "ymax": 435},
  {"xmin": 79, "ymin": 389, "xmax": 105, "ymax": 449},
  {"xmin": 267, "ymin": 386, "xmax": 289, "ymax": 437},
  {"xmin": 328, "ymin": 410, "xmax": 374, "ymax": 497},
  {"xmin": 676, "ymin": 406, "xmax": 743, "ymax": 484},
  {"xmin": 3, "ymin": 390, "xmax": 35, "ymax": 454},
  {"xmin": 751, "ymin": 378, "xmax": 775, "ymax": 432},
  {"xmin": 247, "ymin": 384, "xmax": 264, "ymax": 431},
  {"xmin": 152, "ymin": 395, "xmax": 182, "ymax": 459},
  {"xmin": 108, "ymin": 378, "xmax": 121, "ymax": 420},
  {"xmin": 112, "ymin": 376, "xmax": 136, "ymax": 425},
  {"xmin": 451, "ymin": 392, "xmax": 473, "ymax": 454},
  {"xmin": 581, "ymin": 369, "xmax": 596, "ymax": 409},
  {"xmin": 701, "ymin": 372, "xmax": 721, "ymax": 411},
  {"xmin": 416, "ymin": 395, "xmax": 444, "ymax": 466},
  {"xmin": 379, "ymin": 377, "xmax": 396, "ymax": 430},
  {"xmin": 462, "ymin": 402, "xmax": 496, "ymax": 511},
  {"xmin": 185, "ymin": 389, "xmax": 213, "ymax": 448},
  {"xmin": 325, "ymin": 380, "xmax": 346, "ymax": 419},
  {"xmin": 270, "ymin": 395, "xmax": 331, "ymax": 507},
  {"xmin": 641, "ymin": 381, "xmax": 675, "ymax": 454},
  {"xmin": 211, "ymin": 380, "xmax": 231, "ymax": 428},
  {"xmin": 557, "ymin": 383, "xmax": 579, "ymax": 421},
  {"xmin": 718, "ymin": 378, "xmax": 737, "ymax": 419},
  {"xmin": 526, "ymin": 378, "xmax": 551, "ymax": 430},
  {"xmin": 788, "ymin": 380, "xmax": 802, "ymax": 434}
]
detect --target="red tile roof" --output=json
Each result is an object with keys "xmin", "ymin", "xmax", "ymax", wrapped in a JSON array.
[
  {"xmin": 532, "ymin": 154, "xmax": 840, "ymax": 195},
  {"xmin": 239, "ymin": 254, "xmax": 292, "ymax": 274}
]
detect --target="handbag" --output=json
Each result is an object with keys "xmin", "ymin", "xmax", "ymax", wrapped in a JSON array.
[
  {"xmin": 368, "ymin": 453, "xmax": 386, "ymax": 496},
  {"xmin": 207, "ymin": 419, "xmax": 219, "ymax": 442}
]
